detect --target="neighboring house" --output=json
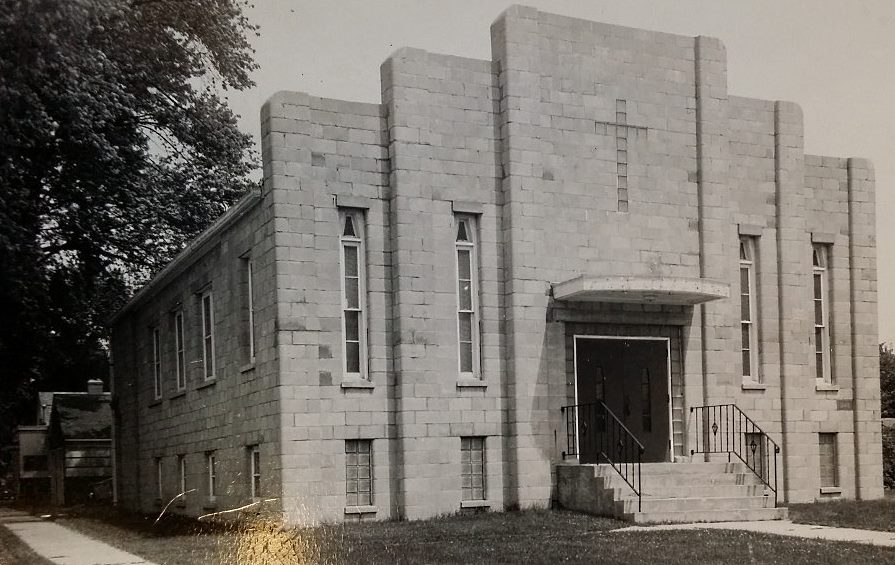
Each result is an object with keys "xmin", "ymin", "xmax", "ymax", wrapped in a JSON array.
[
  {"xmin": 13, "ymin": 381, "xmax": 112, "ymax": 504},
  {"xmin": 46, "ymin": 383, "xmax": 113, "ymax": 505},
  {"xmin": 110, "ymin": 7, "xmax": 883, "ymax": 524},
  {"xmin": 12, "ymin": 393, "xmax": 55, "ymax": 500},
  {"xmin": 14, "ymin": 425, "xmax": 50, "ymax": 500}
]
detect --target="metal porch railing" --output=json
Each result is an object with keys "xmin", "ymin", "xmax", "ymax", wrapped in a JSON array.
[
  {"xmin": 690, "ymin": 404, "xmax": 781, "ymax": 506},
  {"xmin": 561, "ymin": 402, "xmax": 644, "ymax": 512}
]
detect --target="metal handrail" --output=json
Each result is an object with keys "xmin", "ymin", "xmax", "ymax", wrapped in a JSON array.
[
  {"xmin": 561, "ymin": 402, "xmax": 644, "ymax": 512},
  {"xmin": 689, "ymin": 404, "xmax": 781, "ymax": 506}
]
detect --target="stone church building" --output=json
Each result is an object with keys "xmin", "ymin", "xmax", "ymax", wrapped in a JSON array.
[{"xmin": 110, "ymin": 6, "xmax": 882, "ymax": 523}]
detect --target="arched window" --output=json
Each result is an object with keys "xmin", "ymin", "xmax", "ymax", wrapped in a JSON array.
[
  {"xmin": 813, "ymin": 244, "xmax": 832, "ymax": 383},
  {"xmin": 340, "ymin": 209, "xmax": 367, "ymax": 380},
  {"xmin": 739, "ymin": 237, "xmax": 759, "ymax": 381},
  {"xmin": 455, "ymin": 215, "xmax": 481, "ymax": 379}
]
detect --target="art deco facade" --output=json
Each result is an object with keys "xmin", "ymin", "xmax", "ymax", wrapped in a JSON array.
[{"xmin": 111, "ymin": 6, "xmax": 883, "ymax": 523}]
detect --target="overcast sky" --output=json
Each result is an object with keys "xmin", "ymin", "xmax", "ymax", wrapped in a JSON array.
[{"xmin": 226, "ymin": 0, "xmax": 895, "ymax": 343}]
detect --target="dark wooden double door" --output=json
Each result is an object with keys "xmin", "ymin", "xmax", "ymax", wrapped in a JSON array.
[{"xmin": 575, "ymin": 338, "xmax": 670, "ymax": 463}]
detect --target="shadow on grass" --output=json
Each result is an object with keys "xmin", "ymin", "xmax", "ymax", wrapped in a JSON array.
[{"xmin": 0, "ymin": 524, "xmax": 54, "ymax": 565}]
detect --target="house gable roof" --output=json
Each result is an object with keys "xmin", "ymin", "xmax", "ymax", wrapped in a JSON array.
[{"xmin": 48, "ymin": 393, "xmax": 112, "ymax": 443}]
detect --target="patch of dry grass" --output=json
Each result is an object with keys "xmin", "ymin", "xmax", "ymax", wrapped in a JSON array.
[
  {"xmin": 51, "ymin": 505, "xmax": 895, "ymax": 564},
  {"xmin": 789, "ymin": 495, "xmax": 895, "ymax": 532}
]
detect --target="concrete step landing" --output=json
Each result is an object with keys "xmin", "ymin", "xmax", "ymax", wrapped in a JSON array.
[{"xmin": 556, "ymin": 461, "xmax": 787, "ymax": 524}]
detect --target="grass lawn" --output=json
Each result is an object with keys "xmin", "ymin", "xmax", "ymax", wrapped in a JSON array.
[
  {"xmin": 48, "ymin": 505, "xmax": 895, "ymax": 564},
  {"xmin": 789, "ymin": 495, "xmax": 895, "ymax": 532},
  {"xmin": 0, "ymin": 524, "xmax": 54, "ymax": 565}
]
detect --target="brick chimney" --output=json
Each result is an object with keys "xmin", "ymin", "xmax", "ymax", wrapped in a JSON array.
[{"xmin": 87, "ymin": 379, "xmax": 104, "ymax": 394}]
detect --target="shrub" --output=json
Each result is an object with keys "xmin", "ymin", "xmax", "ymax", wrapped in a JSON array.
[{"xmin": 883, "ymin": 426, "xmax": 895, "ymax": 490}]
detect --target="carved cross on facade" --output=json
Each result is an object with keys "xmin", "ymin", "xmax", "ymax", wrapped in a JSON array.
[{"xmin": 594, "ymin": 99, "xmax": 648, "ymax": 212}]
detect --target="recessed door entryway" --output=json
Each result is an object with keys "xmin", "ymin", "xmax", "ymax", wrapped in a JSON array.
[{"xmin": 574, "ymin": 336, "xmax": 672, "ymax": 463}]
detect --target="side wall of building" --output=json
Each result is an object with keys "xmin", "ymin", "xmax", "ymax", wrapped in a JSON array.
[
  {"xmin": 112, "ymin": 196, "xmax": 282, "ymax": 516},
  {"xmin": 261, "ymin": 92, "xmax": 396, "ymax": 522}
]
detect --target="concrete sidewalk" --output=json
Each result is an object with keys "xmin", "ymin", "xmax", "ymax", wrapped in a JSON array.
[
  {"xmin": 1, "ymin": 508, "xmax": 157, "ymax": 565},
  {"xmin": 615, "ymin": 519, "xmax": 895, "ymax": 548}
]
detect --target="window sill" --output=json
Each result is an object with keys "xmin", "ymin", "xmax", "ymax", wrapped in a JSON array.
[
  {"xmin": 457, "ymin": 379, "xmax": 487, "ymax": 389},
  {"xmin": 197, "ymin": 379, "xmax": 217, "ymax": 391},
  {"xmin": 175, "ymin": 501, "xmax": 186, "ymax": 509},
  {"xmin": 149, "ymin": 398, "xmax": 163, "ymax": 407},
  {"xmin": 820, "ymin": 487, "xmax": 842, "ymax": 495},
  {"xmin": 202, "ymin": 499, "xmax": 218, "ymax": 511},
  {"xmin": 815, "ymin": 382, "xmax": 840, "ymax": 392},
  {"xmin": 741, "ymin": 381, "xmax": 766, "ymax": 391},
  {"xmin": 341, "ymin": 380, "xmax": 374, "ymax": 389},
  {"xmin": 240, "ymin": 362, "xmax": 256, "ymax": 374},
  {"xmin": 344, "ymin": 505, "xmax": 377, "ymax": 515},
  {"xmin": 460, "ymin": 500, "xmax": 491, "ymax": 508},
  {"xmin": 170, "ymin": 390, "xmax": 186, "ymax": 400},
  {"xmin": 153, "ymin": 498, "xmax": 163, "ymax": 507}
]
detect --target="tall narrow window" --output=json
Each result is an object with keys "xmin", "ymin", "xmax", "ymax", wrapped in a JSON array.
[
  {"xmin": 345, "ymin": 439, "xmax": 372, "ymax": 507},
  {"xmin": 152, "ymin": 328, "xmax": 162, "ymax": 400},
  {"xmin": 178, "ymin": 454, "xmax": 186, "ymax": 495},
  {"xmin": 339, "ymin": 210, "xmax": 367, "ymax": 380},
  {"xmin": 201, "ymin": 291, "xmax": 215, "ymax": 381},
  {"xmin": 640, "ymin": 368, "xmax": 652, "ymax": 432},
  {"xmin": 818, "ymin": 433, "xmax": 839, "ymax": 488},
  {"xmin": 740, "ymin": 237, "xmax": 759, "ymax": 381},
  {"xmin": 246, "ymin": 259, "xmax": 256, "ymax": 363},
  {"xmin": 813, "ymin": 244, "xmax": 832, "ymax": 383},
  {"xmin": 455, "ymin": 215, "xmax": 481, "ymax": 378},
  {"xmin": 155, "ymin": 457, "xmax": 163, "ymax": 500},
  {"xmin": 250, "ymin": 446, "xmax": 261, "ymax": 499},
  {"xmin": 461, "ymin": 437, "xmax": 486, "ymax": 501},
  {"xmin": 206, "ymin": 452, "xmax": 217, "ymax": 498},
  {"xmin": 174, "ymin": 311, "xmax": 186, "ymax": 391}
]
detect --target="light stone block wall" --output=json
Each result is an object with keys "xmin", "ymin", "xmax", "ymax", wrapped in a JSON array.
[
  {"xmin": 845, "ymin": 158, "xmax": 882, "ymax": 499},
  {"xmin": 491, "ymin": 5, "xmax": 729, "ymax": 509},
  {"xmin": 381, "ymin": 48, "xmax": 506, "ymax": 520},
  {"xmin": 112, "ymin": 195, "xmax": 281, "ymax": 517},
  {"xmin": 487, "ymin": 6, "xmax": 880, "ymax": 506},
  {"xmin": 261, "ymin": 91, "xmax": 396, "ymax": 523},
  {"xmin": 724, "ymin": 92, "xmax": 883, "ymax": 501},
  {"xmin": 727, "ymin": 95, "xmax": 780, "ymax": 429}
]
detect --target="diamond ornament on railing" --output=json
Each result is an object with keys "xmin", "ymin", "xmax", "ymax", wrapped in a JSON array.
[{"xmin": 711, "ymin": 421, "xmax": 718, "ymax": 436}]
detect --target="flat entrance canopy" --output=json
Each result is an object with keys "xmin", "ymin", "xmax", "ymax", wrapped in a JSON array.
[{"xmin": 552, "ymin": 275, "xmax": 729, "ymax": 306}]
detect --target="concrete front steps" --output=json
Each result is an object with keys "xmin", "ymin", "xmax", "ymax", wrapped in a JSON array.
[{"xmin": 556, "ymin": 461, "xmax": 787, "ymax": 524}]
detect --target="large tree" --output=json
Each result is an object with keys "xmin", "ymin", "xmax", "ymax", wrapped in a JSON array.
[{"xmin": 0, "ymin": 0, "xmax": 258, "ymax": 449}]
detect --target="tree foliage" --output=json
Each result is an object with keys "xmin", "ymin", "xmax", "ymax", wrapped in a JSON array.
[
  {"xmin": 0, "ymin": 0, "xmax": 258, "ymax": 448},
  {"xmin": 882, "ymin": 343, "xmax": 895, "ymax": 419}
]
